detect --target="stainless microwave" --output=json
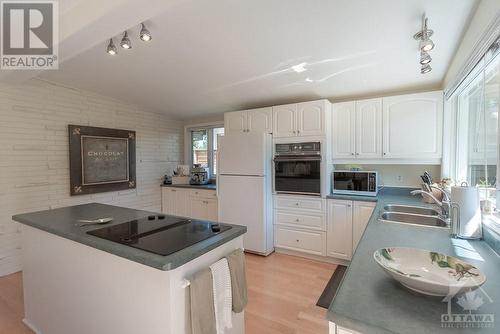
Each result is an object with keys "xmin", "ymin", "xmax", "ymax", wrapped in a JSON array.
[{"xmin": 332, "ymin": 171, "xmax": 378, "ymax": 196}]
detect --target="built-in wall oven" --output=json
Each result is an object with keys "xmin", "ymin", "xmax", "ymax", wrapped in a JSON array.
[{"xmin": 273, "ymin": 142, "xmax": 321, "ymax": 196}]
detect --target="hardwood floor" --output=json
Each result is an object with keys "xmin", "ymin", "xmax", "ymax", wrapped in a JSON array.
[
  {"xmin": 0, "ymin": 253, "xmax": 336, "ymax": 334},
  {"xmin": 245, "ymin": 252, "xmax": 336, "ymax": 334},
  {"xmin": 0, "ymin": 272, "xmax": 32, "ymax": 334}
]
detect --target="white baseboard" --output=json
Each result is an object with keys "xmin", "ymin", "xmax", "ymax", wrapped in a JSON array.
[
  {"xmin": 23, "ymin": 318, "xmax": 42, "ymax": 334},
  {"xmin": 274, "ymin": 247, "xmax": 350, "ymax": 266}
]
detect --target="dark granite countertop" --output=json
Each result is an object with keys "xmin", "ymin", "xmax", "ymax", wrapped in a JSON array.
[
  {"xmin": 12, "ymin": 203, "xmax": 245, "ymax": 271},
  {"xmin": 161, "ymin": 183, "xmax": 216, "ymax": 190},
  {"xmin": 327, "ymin": 188, "xmax": 500, "ymax": 333}
]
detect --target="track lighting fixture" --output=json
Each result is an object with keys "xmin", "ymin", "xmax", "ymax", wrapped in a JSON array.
[
  {"xmin": 421, "ymin": 63, "xmax": 432, "ymax": 74},
  {"xmin": 120, "ymin": 31, "xmax": 132, "ymax": 49},
  {"xmin": 140, "ymin": 23, "xmax": 152, "ymax": 41},
  {"xmin": 414, "ymin": 15, "xmax": 435, "ymax": 74},
  {"xmin": 106, "ymin": 39, "xmax": 117, "ymax": 55},
  {"xmin": 419, "ymin": 51, "xmax": 432, "ymax": 65},
  {"xmin": 106, "ymin": 24, "xmax": 153, "ymax": 55}
]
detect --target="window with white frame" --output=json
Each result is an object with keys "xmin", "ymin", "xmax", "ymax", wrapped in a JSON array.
[
  {"xmin": 452, "ymin": 41, "xmax": 499, "ymax": 209},
  {"xmin": 188, "ymin": 126, "xmax": 224, "ymax": 178}
]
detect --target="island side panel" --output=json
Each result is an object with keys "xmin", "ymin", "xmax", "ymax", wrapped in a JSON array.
[
  {"xmin": 20, "ymin": 225, "xmax": 172, "ymax": 334},
  {"xmin": 20, "ymin": 225, "xmax": 245, "ymax": 334}
]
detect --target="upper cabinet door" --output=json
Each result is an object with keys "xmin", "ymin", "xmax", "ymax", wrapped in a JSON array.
[
  {"xmin": 297, "ymin": 100, "xmax": 325, "ymax": 136},
  {"xmin": 224, "ymin": 111, "xmax": 247, "ymax": 134},
  {"xmin": 247, "ymin": 107, "xmax": 273, "ymax": 134},
  {"xmin": 356, "ymin": 99, "xmax": 382, "ymax": 159},
  {"xmin": 332, "ymin": 101, "xmax": 356, "ymax": 159},
  {"xmin": 273, "ymin": 104, "xmax": 297, "ymax": 138},
  {"xmin": 383, "ymin": 91, "xmax": 443, "ymax": 159}
]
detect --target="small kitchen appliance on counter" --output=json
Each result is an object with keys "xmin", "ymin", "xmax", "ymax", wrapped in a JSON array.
[
  {"xmin": 190, "ymin": 164, "xmax": 209, "ymax": 185},
  {"xmin": 332, "ymin": 170, "xmax": 378, "ymax": 196}
]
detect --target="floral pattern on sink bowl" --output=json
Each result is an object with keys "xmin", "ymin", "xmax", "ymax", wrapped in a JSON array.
[{"xmin": 374, "ymin": 247, "xmax": 486, "ymax": 296}]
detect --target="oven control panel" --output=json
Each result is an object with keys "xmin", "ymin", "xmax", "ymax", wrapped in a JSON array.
[{"xmin": 275, "ymin": 142, "xmax": 320, "ymax": 156}]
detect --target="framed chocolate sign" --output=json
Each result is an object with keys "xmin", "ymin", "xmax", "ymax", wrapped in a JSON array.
[{"xmin": 69, "ymin": 125, "xmax": 136, "ymax": 195}]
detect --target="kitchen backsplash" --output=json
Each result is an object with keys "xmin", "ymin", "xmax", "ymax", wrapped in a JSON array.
[{"xmin": 334, "ymin": 164, "xmax": 442, "ymax": 188}]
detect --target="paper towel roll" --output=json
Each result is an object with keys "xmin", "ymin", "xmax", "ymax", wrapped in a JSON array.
[{"xmin": 451, "ymin": 186, "xmax": 482, "ymax": 239}]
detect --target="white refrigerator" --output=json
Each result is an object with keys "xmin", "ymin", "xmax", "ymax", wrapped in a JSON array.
[{"xmin": 217, "ymin": 132, "xmax": 274, "ymax": 255}]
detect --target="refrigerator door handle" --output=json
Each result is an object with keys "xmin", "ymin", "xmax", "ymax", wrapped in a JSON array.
[{"xmin": 216, "ymin": 149, "xmax": 220, "ymax": 198}]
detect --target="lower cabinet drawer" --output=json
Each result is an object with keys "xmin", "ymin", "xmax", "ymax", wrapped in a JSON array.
[
  {"xmin": 274, "ymin": 195, "xmax": 324, "ymax": 212},
  {"xmin": 190, "ymin": 189, "xmax": 217, "ymax": 199},
  {"xmin": 275, "ymin": 211, "xmax": 325, "ymax": 231},
  {"xmin": 274, "ymin": 226, "xmax": 326, "ymax": 256}
]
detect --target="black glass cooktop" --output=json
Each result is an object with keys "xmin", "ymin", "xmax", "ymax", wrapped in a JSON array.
[{"xmin": 87, "ymin": 215, "xmax": 231, "ymax": 256}]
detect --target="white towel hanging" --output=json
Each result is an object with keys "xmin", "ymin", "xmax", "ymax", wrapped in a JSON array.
[{"xmin": 210, "ymin": 257, "xmax": 233, "ymax": 334}]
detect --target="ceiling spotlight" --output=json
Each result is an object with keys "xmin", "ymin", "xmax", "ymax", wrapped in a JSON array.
[
  {"xmin": 120, "ymin": 31, "xmax": 132, "ymax": 49},
  {"xmin": 140, "ymin": 23, "xmax": 152, "ymax": 41},
  {"xmin": 421, "ymin": 63, "xmax": 432, "ymax": 74},
  {"xmin": 420, "ymin": 38, "xmax": 434, "ymax": 52},
  {"xmin": 414, "ymin": 17, "xmax": 434, "ymax": 52},
  {"xmin": 106, "ymin": 39, "xmax": 117, "ymax": 55},
  {"xmin": 420, "ymin": 51, "xmax": 432, "ymax": 65}
]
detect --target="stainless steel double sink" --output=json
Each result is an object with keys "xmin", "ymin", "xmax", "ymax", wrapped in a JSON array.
[{"xmin": 379, "ymin": 204, "xmax": 449, "ymax": 228}]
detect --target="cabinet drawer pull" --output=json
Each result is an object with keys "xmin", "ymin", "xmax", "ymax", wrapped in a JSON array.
[
  {"xmin": 171, "ymin": 189, "xmax": 176, "ymax": 192},
  {"xmin": 195, "ymin": 191, "xmax": 199, "ymax": 194},
  {"xmin": 296, "ymin": 239, "xmax": 300, "ymax": 242},
  {"xmin": 295, "ymin": 202, "xmax": 299, "ymax": 206},
  {"xmin": 295, "ymin": 218, "xmax": 300, "ymax": 222}
]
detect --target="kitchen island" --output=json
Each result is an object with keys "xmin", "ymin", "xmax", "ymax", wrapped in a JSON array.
[
  {"xmin": 327, "ymin": 188, "xmax": 500, "ymax": 334},
  {"xmin": 12, "ymin": 203, "xmax": 246, "ymax": 334}
]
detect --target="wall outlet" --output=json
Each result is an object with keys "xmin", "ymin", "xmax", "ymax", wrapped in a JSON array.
[{"xmin": 396, "ymin": 175, "xmax": 403, "ymax": 183}]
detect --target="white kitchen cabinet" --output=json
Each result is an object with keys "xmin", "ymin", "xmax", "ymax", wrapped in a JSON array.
[
  {"xmin": 332, "ymin": 99, "xmax": 382, "ymax": 159},
  {"xmin": 224, "ymin": 110, "xmax": 247, "ymax": 134},
  {"xmin": 273, "ymin": 194, "xmax": 327, "ymax": 256},
  {"xmin": 161, "ymin": 187, "xmax": 189, "ymax": 217},
  {"xmin": 327, "ymin": 200, "xmax": 353, "ymax": 260},
  {"xmin": 356, "ymin": 99, "xmax": 382, "ymax": 158},
  {"xmin": 327, "ymin": 199, "xmax": 375, "ymax": 260},
  {"xmin": 352, "ymin": 201, "xmax": 376, "ymax": 250},
  {"xmin": 224, "ymin": 107, "xmax": 272, "ymax": 134},
  {"xmin": 162, "ymin": 187, "xmax": 218, "ymax": 221},
  {"xmin": 247, "ymin": 107, "xmax": 273, "ymax": 133},
  {"xmin": 332, "ymin": 101, "xmax": 356, "ymax": 158},
  {"xmin": 273, "ymin": 103, "xmax": 297, "ymax": 137},
  {"xmin": 189, "ymin": 197, "xmax": 218, "ymax": 221},
  {"xmin": 382, "ymin": 91, "xmax": 443, "ymax": 159},
  {"xmin": 297, "ymin": 100, "xmax": 326, "ymax": 136},
  {"xmin": 273, "ymin": 100, "xmax": 329, "ymax": 138},
  {"xmin": 274, "ymin": 225, "xmax": 326, "ymax": 256}
]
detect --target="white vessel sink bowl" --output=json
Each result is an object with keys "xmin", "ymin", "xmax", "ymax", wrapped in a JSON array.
[{"xmin": 374, "ymin": 247, "xmax": 486, "ymax": 296}]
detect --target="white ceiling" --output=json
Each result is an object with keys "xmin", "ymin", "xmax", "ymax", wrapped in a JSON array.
[{"xmin": 37, "ymin": 0, "xmax": 478, "ymax": 119}]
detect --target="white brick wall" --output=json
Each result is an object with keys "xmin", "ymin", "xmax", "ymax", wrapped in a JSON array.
[{"xmin": 0, "ymin": 79, "xmax": 184, "ymax": 276}]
